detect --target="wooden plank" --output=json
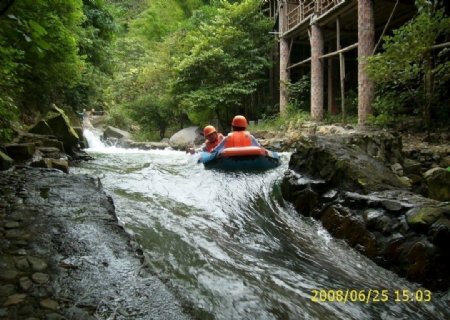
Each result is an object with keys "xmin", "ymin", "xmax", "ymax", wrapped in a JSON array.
[
  {"xmin": 319, "ymin": 42, "xmax": 358, "ymax": 59},
  {"xmin": 287, "ymin": 57, "xmax": 311, "ymax": 70}
]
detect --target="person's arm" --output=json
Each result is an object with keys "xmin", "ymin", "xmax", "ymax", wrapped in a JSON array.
[
  {"xmin": 211, "ymin": 136, "xmax": 227, "ymax": 153},
  {"xmin": 250, "ymin": 134, "xmax": 260, "ymax": 147}
]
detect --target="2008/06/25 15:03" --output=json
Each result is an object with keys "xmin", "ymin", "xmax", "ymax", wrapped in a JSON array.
[{"xmin": 310, "ymin": 289, "xmax": 432, "ymax": 303}]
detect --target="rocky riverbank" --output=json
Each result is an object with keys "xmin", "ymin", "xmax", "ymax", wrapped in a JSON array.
[
  {"xmin": 279, "ymin": 128, "xmax": 450, "ymax": 292},
  {"xmin": 0, "ymin": 167, "xmax": 192, "ymax": 320}
]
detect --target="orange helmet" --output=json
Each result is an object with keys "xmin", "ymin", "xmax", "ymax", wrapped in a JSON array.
[
  {"xmin": 203, "ymin": 125, "xmax": 216, "ymax": 137},
  {"xmin": 231, "ymin": 115, "xmax": 248, "ymax": 128}
]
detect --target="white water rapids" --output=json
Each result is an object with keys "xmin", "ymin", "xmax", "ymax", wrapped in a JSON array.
[{"xmin": 72, "ymin": 129, "xmax": 450, "ymax": 320}]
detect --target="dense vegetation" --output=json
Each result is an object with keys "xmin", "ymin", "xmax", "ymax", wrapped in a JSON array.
[
  {"xmin": 366, "ymin": 0, "xmax": 450, "ymax": 128},
  {"xmin": 0, "ymin": 0, "xmax": 448, "ymax": 142}
]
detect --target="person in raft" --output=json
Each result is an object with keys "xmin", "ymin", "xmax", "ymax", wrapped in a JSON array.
[
  {"xmin": 212, "ymin": 115, "xmax": 260, "ymax": 153},
  {"xmin": 186, "ymin": 125, "xmax": 224, "ymax": 154},
  {"xmin": 202, "ymin": 125, "xmax": 224, "ymax": 152}
]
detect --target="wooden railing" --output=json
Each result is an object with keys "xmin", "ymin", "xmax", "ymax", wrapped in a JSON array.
[{"xmin": 286, "ymin": 0, "xmax": 344, "ymax": 32}]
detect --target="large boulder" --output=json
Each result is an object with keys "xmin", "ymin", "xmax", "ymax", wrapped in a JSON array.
[
  {"xmin": 103, "ymin": 126, "xmax": 131, "ymax": 140},
  {"xmin": 281, "ymin": 132, "xmax": 450, "ymax": 291},
  {"xmin": 29, "ymin": 105, "xmax": 79, "ymax": 153},
  {"xmin": 423, "ymin": 167, "xmax": 450, "ymax": 201},
  {"xmin": 169, "ymin": 127, "xmax": 203, "ymax": 150},
  {"xmin": 5, "ymin": 143, "xmax": 36, "ymax": 161},
  {"xmin": 288, "ymin": 133, "xmax": 407, "ymax": 193}
]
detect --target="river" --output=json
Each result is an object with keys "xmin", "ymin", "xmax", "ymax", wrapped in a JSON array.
[{"xmin": 72, "ymin": 129, "xmax": 449, "ymax": 320}]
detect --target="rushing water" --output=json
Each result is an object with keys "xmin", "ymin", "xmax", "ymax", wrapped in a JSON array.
[{"xmin": 72, "ymin": 129, "xmax": 449, "ymax": 320}]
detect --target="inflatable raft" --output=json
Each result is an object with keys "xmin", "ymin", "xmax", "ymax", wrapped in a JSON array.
[{"xmin": 198, "ymin": 146, "xmax": 281, "ymax": 171}]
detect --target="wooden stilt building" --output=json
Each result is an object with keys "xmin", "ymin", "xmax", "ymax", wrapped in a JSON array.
[{"xmin": 264, "ymin": 0, "xmax": 416, "ymax": 126}]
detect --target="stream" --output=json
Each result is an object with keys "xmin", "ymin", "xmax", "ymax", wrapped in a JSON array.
[{"xmin": 72, "ymin": 129, "xmax": 449, "ymax": 320}]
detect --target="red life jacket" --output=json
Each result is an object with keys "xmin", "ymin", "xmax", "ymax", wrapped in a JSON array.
[
  {"xmin": 205, "ymin": 133, "xmax": 224, "ymax": 152},
  {"xmin": 224, "ymin": 131, "xmax": 252, "ymax": 148}
]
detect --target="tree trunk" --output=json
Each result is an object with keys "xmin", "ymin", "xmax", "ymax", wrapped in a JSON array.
[{"xmin": 357, "ymin": 0, "xmax": 375, "ymax": 127}]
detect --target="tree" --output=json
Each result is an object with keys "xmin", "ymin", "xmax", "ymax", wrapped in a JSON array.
[
  {"xmin": 366, "ymin": 0, "xmax": 450, "ymax": 128},
  {"xmin": 172, "ymin": 0, "xmax": 274, "ymax": 128}
]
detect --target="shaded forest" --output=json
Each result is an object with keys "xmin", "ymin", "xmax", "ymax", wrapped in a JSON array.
[{"xmin": 0, "ymin": 0, "xmax": 449, "ymax": 142}]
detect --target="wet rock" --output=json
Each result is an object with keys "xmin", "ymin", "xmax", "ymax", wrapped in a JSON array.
[
  {"xmin": 40, "ymin": 298, "xmax": 59, "ymax": 310},
  {"xmin": 381, "ymin": 200, "xmax": 403, "ymax": 212},
  {"xmin": 32, "ymin": 273, "xmax": 50, "ymax": 284},
  {"xmin": 14, "ymin": 256, "xmax": 30, "ymax": 270},
  {"xmin": 0, "ymin": 270, "xmax": 18, "ymax": 282},
  {"xmin": 0, "ymin": 151, "xmax": 13, "ymax": 171},
  {"xmin": 391, "ymin": 163, "xmax": 404, "ymax": 176},
  {"xmin": 18, "ymin": 303, "xmax": 34, "ymax": 315},
  {"xmin": 3, "ymin": 293, "xmax": 26, "ymax": 306},
  {"xmin": 0, "ymin": 285, "xmax": 16, "ymax": 297},
  {"xmin": 406, "ymin": 206, "xmax": 446, "ymax": 232},
  {"xmin": 19, "ymin": 277, "xmax": 33, "ymax": 291},
  {"xmin": 28, "ymin": 257, "xmax": 48, "ymax": 272},
  {"xmin": 103, "ymin": 126, "xmax": 131, "ymax": 140},
  {"xmin": 5, "ymin": 143, "xmax": 36, "ymax": 161},
  {"xmin": 46, "ymin": 313, "xmax": 65, "ymax": 320},
  {"xmin": 169, "ymin": 126, "xmax": 203, "ymax": 150},
  {"xmin": 428, "ymin": 217, "xmax": 450, "ymax": 247},
  {"xmin": 282, "ymin": 132, "xmax": 450, "ymax": 291},
  {"xmin": 5, "ymin": 221, "xmax": 20, "ymax": 229},
  {"xmin": 32, "ymin": 105, "xmax": 80, "ymax": 153},
  {"xmin": 30, "ymin": 158, "xmax": 53, "ymax": 170},
  {"xmin": 293, "ymin": 188, "xmax": 319, "ymax": 217},
  {"xmin": 403, "ymin": 158, "xmax": 422, "ymax": 175},
  {"xmin": 423, "ymin": 167, "xmax": 450, "ymax": 201},
  {"xmin": 406, "ymin": 240, "xmax": 437, "ymax": 281}
]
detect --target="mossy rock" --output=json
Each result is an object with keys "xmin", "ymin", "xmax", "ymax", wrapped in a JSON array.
[
  {"xmin": 29, "ymin": 105, "xmax": 79, "ymax": 153},
  {"xmin": 406, "ymin": 206, "xmax": 446, "ymax": 232}
]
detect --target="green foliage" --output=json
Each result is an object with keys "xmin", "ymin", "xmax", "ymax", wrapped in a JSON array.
[
  {"xmin": 250, "ymin": 109, "xmax": 310, "ymax": 132},
  {"xmin": 172, "ymin": 0, "xmax": 274, "ymax": 127},
  {"xmin": 366, "ymin": 0, "xmax": 450, "ymax": 127},
  {"xmin": 287, "ymin": 75, "xmax": 310, "ymax": 111}
]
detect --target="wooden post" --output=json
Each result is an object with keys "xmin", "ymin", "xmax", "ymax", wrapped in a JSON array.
[
  {"xmin": 327, "ymin": 53, "xmax": 334, "ymax": 114},
  {"xmin": 358, "ymin": 0, "xmax": 375, "ymax": 127},
  {"xmin": 311, "ymin": 22, "xmax": 324, "ymax": 121},
  {"xmin": 279, "ymin": 0, "xmax": 289, "ymax": 115},
  {"xmin": 337, "ymin": 16, "xmax": 346, "ymax": 122}
]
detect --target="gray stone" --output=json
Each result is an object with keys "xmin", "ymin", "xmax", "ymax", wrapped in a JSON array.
[
  {"xmin": 31, "ymin": 273, "xmax": 49, "ymax": 284},
  {"xmin": 0, "ymin": 284, "xmax": 16, "ymax": 297},
  {"xmin": 40, "ymin": 299, "xmax": 59, "ymax": 310},
  {"xmin": 14, "ymin": 256, "xmax": 30, "ymax": 270},
  {"xmin": 4, "ymin": 221, "xmax": 20, "ymax": 229},
  {"xmin": 3, "ymin": 293, "xmax": 26, "ymax": 306},
  {"xmin": 403, "ymin": 158, "xmax": 422, "ymax": 175},
  {"xmin": 390, "ymin": 163, "xmax": 404, "ymax": 176},
  {"xmin": 0, "ymin": 151, "xmax": 13, "ymax": 171},
  {"xmin": 19, "ymin": 277, "xmax": 33, "ymax": 291},
  {"xmin": 381, "ymin": 200, "xmax": 403, "ymax": 212},
  {"xmin": 0, "ymin": 270, "xmax": 18, "ymax": 282},
  {"xmin": 406, "ymin": 206, "xmax": 445, "ymax": 231},
  {"xmin": 5, "ymin": 143, "xmax": 36, "ymax": 161},
  {"xmin": 28, "ymin": 257, "xmax": 48, "ymax": 272},
  {"xmin": 103, "ymin": 126, "xmax": 131, "ymax": 140},
  {"xmin": 169, "ymin": 126, "xmax": 203, "ymax": 150},
  {"xmin": 46, "ymin": 313, "xmax": 65, "ymax": 320},
  {"xmin": 30, "ymin": 105, "xmax": 80, "ymax": 153},
  {"xmin": 423, "ymin": 167, "xmax": 450, "ymax": 201}
]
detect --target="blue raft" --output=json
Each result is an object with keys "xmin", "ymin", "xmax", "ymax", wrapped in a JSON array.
[{"xmin": 198, "ymin": 146, "xmax": 281, "ymax": 171}]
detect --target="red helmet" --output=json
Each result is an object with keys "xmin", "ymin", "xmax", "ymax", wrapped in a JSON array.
[
  {"xmin": 231, "ymin": 115, "xmax": 248, "ymax": 128},
  {"xmin": 203, "ymin": 125, "xmax": 216, "ymax": 137}
]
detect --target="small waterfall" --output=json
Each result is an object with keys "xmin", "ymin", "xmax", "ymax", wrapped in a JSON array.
[{"xmin": 83, "ymin": 128, "xmax": 107, "ymax": 150}]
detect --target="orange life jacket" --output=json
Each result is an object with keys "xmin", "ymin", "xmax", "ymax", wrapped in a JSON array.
[
  {"xmin": 224, "ymin": 131, "xmax": 252, "ymax": 148},
  {"xmin": 205, "ymin": 133, "xmax": 224, "ymax": 152}
]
